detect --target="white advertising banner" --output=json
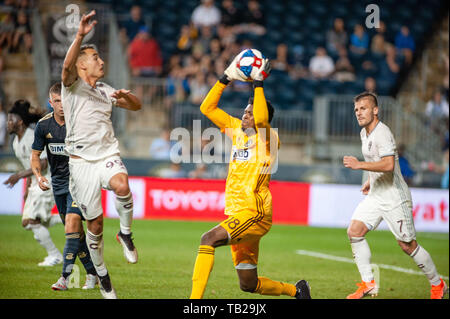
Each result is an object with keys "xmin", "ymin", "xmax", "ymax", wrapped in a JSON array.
[
  {"xmin": 309, "ymin": 184, "xmax": 449, "ymax": 233},
  {"xmin": 0, "ymin": 172, "xmax": 24, "ymax": 215}
]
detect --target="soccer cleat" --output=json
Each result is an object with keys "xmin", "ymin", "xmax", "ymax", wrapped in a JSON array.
[
  {"xmin": 295, "ymin": 280, "xmax": 312, "ymax": 299},
  {"xmin": 51, "ymin": 277, "xmax": 68, "ymax": 291},
  {"xmin": 99, "ymin": 273, "xmax": 117, "ymax": 299},
  {"xmin": 116, "ymin": 231, "xmax": 138, "ymax": 264},
  {"xmin": 82, "ymin": 274, "xmax": 98, "ymax": 290},
  {"xmin": 38, "ymin": 255, "xmax": 63, "ymax": 267},
  {"xmin": 431, "ymin": 278, "xmax": 448, "ymax": 299},
  {"xmin": 346, "ymin": 280, "xmax": 378, "ymax": 299}
]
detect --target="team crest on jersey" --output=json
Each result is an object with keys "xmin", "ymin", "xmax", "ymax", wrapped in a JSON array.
[{"xmin": 368, "ymin": 141, "xmax": 372, "ymax": 151}]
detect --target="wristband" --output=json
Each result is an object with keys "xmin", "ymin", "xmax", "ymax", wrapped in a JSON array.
[
  {"xmin": 219, "ymin": 74, "xmax": 231, "ymax": 85},
  {"xmin": 253, "ymin": 80, "xmax": 264, "ymax": 88}
]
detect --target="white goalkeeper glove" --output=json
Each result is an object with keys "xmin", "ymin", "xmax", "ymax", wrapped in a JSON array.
[
  {"xmin": 252, "ymin": 58, "xmax": 271, "ymax": 81},
  {"xmin": 224, "ymin": 53, "xmax": 249, "ymax": 82}
]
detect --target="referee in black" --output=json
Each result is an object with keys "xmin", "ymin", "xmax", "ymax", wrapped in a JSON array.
[{"xmin": 31, "ymin": 83, "xmax": 98, "ymax": 291}]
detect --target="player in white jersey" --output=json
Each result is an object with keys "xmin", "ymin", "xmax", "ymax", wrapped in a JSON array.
[
  {"xmin": 343, "ymin": 92, "xmax": 448, "ymax": 299},
  {"xmin": 61, "ymin": 10, "xmax": 141, "ymax": 299},
  {"xmin": 4, "ymin": 100, "xmax": 63, "ymax": 266}
]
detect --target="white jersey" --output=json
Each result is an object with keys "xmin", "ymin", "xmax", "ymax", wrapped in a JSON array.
[
  {"xmin": 61, "ymin": 78, "xmax": 120, "ymax": 161},
  {"xmin": 360, "ymin": 121, "xmax": 412, "ymax": 206},
  {"xmin": 13, "ymin": 127, "xmax": 51, "ymax": 189}
]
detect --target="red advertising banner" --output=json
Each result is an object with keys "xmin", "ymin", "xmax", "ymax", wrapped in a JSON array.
[{"xmin": 104, "ymin": 177, "xmax": 310, "ymax": 225}]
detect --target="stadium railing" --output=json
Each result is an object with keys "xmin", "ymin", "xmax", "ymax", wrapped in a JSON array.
[{"xmin": 31, "ymin": 8, "xmax": 51, "ymax": 108}]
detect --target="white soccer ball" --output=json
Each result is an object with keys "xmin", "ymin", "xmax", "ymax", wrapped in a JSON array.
[{"xmin": 235, "ymin": 48, "xmax": 265, "ymax": 81}]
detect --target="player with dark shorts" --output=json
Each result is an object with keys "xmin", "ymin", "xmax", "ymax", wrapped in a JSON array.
[{"xmin": 31, "ymin": 83, "xmax": 98, "ymax": 291}]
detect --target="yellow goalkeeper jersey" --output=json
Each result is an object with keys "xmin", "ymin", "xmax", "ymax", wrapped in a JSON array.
[{"xmin": 200, "ymin": 81, "xmax": 280, "ymax": 216}]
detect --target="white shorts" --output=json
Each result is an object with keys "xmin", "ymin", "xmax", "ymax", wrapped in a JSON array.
[
  {"xmin": 351, "ymin": 195, "xmax": 416, "ymax": 242},
  {"xmin": 22, "ymin": 186, "xmax": 55, "ymax": 222},
  {"xmin": 68, "ymin": 154, "xmax": 128, "ymax": 221}
]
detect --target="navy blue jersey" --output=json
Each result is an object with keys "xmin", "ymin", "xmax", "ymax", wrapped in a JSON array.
[{"xmin": 32, "ymin": 112, "xmax": 69, "ymax": 195}]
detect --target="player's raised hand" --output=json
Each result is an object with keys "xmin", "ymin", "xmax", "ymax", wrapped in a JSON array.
[
  {"xmin": 38, "ymin": 176, "xmax": 50, "ymax": 191},
  {"xmin": 77, "ymin": 10, "xmax": 97, "ymax": 37},
  {"xmin": 224, "ymin": 54, "xmax": 248, "ymax": 82},
  {"xmin": 110, "ymin": 89, "xmax": 131, "ymax": 99},
  {"xmin": 343, "ymin": 156, "xmax": 361, "ymax": 170},
  {"xmin": 252, "ymin": 58, "xmax": 271, "ymax": 81}
]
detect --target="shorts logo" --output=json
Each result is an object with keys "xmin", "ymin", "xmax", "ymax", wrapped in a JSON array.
[
  {"xmin": 71, "ymin": 201, "xmax": 78, "ymax": 208},
  {"xmin": 78, "ymin": 251, "xmax": 87, "ymax": 258},
  {"xmin": 80, "ymin": 204, "xmax": 87, "ymax": 214},
  {"xmin": 66, "ymin": 253, "xmax": 74, "ymax": 260}
]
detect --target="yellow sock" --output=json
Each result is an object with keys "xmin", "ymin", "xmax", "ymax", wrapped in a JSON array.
[
  {"xmin": 254, "ymin": 276, "xmax": 297, "ymax": 297},
  {"xmin": 190, "ymin": 245, "xmax": 215, "ymax": 299}
]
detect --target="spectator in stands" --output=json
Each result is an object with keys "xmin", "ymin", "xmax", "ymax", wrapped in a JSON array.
[
  {"xmin": 128, "ymin": 26, "xmax": 163, "ymax": 77},
  {"xmin": 371, "ymin": 34, "xmax": 392, "ymax": 56},
  {"xmin": 425, "ymin": 89, "xmax": 449, "ymax": 125},
  {"xmin": 196, "ymin": 25, "xmax": 215, "ymax": 54},
  {"xmin": 0, "ymin": 99, "xmax": 6, "ymax": 151},
  {"xmin": 397, "ymin": 144, "xmax": 415, "ymax": 186},
  {"xmin": 191, "ymin": 0, "xmax": 221, "ymax": 29},
  {"xmin": 441, "ymin": 53, "xmax": 449, "ymax": 101},
  {"xmin": 309, "ymin": 47, "xmax": 335, "ymax": 79},
  {"xmin": 209, "ymin": 38, "xmax": 222, "ymax": 61},
  {"xmin": 11, "ymin": 10, "xmax": 32, "ymax": 53},
  {"xmin": 290, "ymin": 44, "xmax": 308, "ymax": 79},
  {"xmin": 364, "ymin": 76, "xmax": 377, "ymax": 94},
  {"xmin": 333, "ymin": 47, "xmax": 355, "ymax": 82},
  {"xmin": 395, "ymin": 26, "xmax": 415, "ymax": 65},
  {"xmin": 189, "ymin": 163, "xmax": 213, "ymax": 179},
  {"xmin": 349, "ymin": 24, "xmax": 369, "ymax": 56},
  {"xmin": 241, "ymin": 0, "xmax": 266, "ymax": 35},
  {"xmin": 0, "ymin": 12, "xmax": 14, "ymax": 52},
  {"xmin": 158, "ymin": 163, "xmax": 187, "ymax": 178},
  {"xmin": 326, "ymin": 18, "xmax": 348, "ymax": 56},
  {"xmin": 189, "ymin": 72, "xmax": 209, "ymax": 105},
  {"xmin": 220, "ymin": 0, "xmax": 240, "ymax": 26},
  {"xmin": 149, "ymin": 129, "xmax": 173, "ymax": 160},
  {"xmin": 120, "ymin": 5, "xmax": 147, "ymax": 43},
  {"xmin": 272, "ymin": 43, "xmax": 292, "ymax": 74},
  {"xmin": 377, "ymin": 45, "xmax": 401, "ymax": 87},
  {"xmin": 177, "ymin": 24, "xmax": 197, "ymax": 55}
]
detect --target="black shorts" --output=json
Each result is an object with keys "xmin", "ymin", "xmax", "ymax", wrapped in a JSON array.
[{"xmin": 54, "ymin": 191, "xmax": 84, "ymax": 224}]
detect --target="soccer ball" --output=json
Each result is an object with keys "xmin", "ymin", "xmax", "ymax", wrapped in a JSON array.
[{"xmin": 235, "ymin": 48, "xmax": 265, "ymax": 81}]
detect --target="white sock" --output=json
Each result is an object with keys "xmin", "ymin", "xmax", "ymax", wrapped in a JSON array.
[
  {"xmin": 48, "ymin": 215, "xmax": 63, "ymax": 227},
  {"xmin": 350, "ymin": 237, "xmax": 374, "ymax": 282},
  {"xmin": 410, "ymin": 245, "xmax": 441, "ymax": 286},
  {"xmin": 115, "ymin": 192, "xmax": 133, "ymax": 235},
  {"xmin": 86, "ymin": 230, "xmax": 108, "ymax": 277},
  {"xmin": 30, "ymin": 224, "xmax": 61, "ymax": 257}
]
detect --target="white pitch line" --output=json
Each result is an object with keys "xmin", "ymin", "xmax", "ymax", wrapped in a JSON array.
[{"xmin": 296, "ymin": 249, "xmax": 449, "ymax": 281}]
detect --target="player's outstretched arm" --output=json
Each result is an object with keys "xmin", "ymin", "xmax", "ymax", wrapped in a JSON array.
[
  {"xmin": 31, "ymin": 150, "xmax": 50, "ymax": 191},
  {"xmin": 3, "ymin": 158, "xmax": 47, "ymax": 188},
  {"xmin": 252, "ymin": 58, "xmax": 271, "ymax": 129},
  {"xmin": 111, "ymin": 89, "xmax": 141, "ymax": 111},
  {"xmin": 199, "ymin": 76, "xmax": 237, "ymax": 131},
  {"xmin": 343, "ymin": 155, "xmax": 394, "ymax": 172},
  {"xmin": 62, "ymin": 10, "xmax": 97, "ymax": 87}
]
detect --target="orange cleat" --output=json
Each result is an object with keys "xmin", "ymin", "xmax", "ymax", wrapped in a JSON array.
[
  {"xmin": 431, "ymin": 278, "xmax": 448, "ymax": 299},
  {"xmin": 346, "ymin": 280, "xmax": 378, "ymax": 299}
]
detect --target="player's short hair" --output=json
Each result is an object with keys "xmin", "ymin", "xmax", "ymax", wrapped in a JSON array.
[
  {"xmin": 48, "ymin": 82, "xmax": 61, "ymax": 97},
  {"xmin": 353, "ymin": 92, "xmax": 378, "ymax": 107},
  {"xmin": 8, "ymin": 99, "xmax": 42, "ymax": 126},
  {"xmin": 79, "ymin": 44, "xmax": 97, "ymax": 58},
  {"xmin": 248, "ymin": 97, "xmax": 275, "ymax": 123}
]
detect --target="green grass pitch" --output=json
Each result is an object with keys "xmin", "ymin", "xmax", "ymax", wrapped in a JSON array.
[{"xmin": 0, "ymin": 215, "xmax": 448, "ymax": 299}]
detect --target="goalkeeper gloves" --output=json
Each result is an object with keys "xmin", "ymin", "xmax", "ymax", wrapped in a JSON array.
[
  {"xmin": 252, "ymin": 58, "xmax": 271, "ymax": 81},
  {"xmin": 224, "ymin": 53, "xmax": 249, "ymax": 82}
]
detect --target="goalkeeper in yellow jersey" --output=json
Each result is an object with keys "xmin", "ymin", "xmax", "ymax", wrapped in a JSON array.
[{"xmin": 189, "ymin": 52, "xmax": 311, "ymax": 299}]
